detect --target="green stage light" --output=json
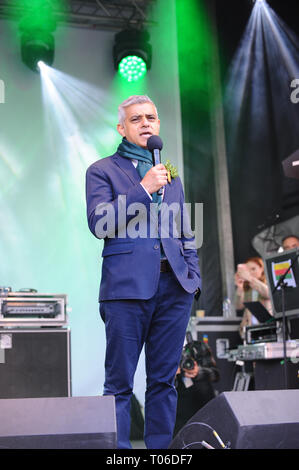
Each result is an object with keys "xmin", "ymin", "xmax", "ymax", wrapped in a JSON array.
[
  {"xmin": 113, "ymin": 30, "xmax": 152, "ymax": 83},
  {"xmin": 18, "ymin": 0, "xmax": 57, "ymax": 72},
  {"xmin": 118, "ymin": 55, "xmax": 147, "ymax": 82},
  {"xmin": 20, "ymin": 30, "xmax": 55, "ymax": 72}
]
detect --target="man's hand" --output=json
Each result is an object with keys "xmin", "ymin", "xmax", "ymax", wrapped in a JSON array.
[
  {"xmin": 183, "ymin": 362, "xmax": 200, "ymax": 379},
  {"xmin": 141, "ymin": 163, "xmax": 168, "ymax": 194}
]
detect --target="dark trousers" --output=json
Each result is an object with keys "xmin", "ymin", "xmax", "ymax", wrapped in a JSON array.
[{"xmin": 100, "ymin": 270, "xmax": 194, "ymax": 449}]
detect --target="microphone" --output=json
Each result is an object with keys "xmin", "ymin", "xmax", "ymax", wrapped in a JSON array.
[{"xmin": 147, "ymin": 135, "xmax": 164, "ymax": 196}]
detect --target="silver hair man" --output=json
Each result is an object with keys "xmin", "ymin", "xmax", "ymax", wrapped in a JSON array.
[{"xmin": 118, "ymin": 95, "xmax": 158, "ymax": 125}]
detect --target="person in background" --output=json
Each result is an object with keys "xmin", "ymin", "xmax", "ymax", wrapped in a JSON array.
[
  {"xmin": 235, "ymin": 256, "xmax": 272, "ymax": 339},
  {"xmin": 282, "ymin": 235, "xmax": 299, "ymax": 251},
  {"xmin": 173, "ymin": 334, "xmax": 219, "ymax": 437}
]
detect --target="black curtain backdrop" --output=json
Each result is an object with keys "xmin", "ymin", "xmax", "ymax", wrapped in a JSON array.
[
  {"xmin": 222, "ymin": 0, "xmax": 299, "ymax": 263},
  {"xmin": 178, "ymin": 0, "xmax": 299, "ymax": 316}
]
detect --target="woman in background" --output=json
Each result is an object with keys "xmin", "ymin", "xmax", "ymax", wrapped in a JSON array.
[{"xmin": 235, "ymin": 256, "xmax": 272, "ymax": 339}]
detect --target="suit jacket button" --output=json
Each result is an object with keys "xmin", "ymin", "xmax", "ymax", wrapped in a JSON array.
[{"xmin": 154, "ymin": 244, "xmax": 159, "ymax": 250}]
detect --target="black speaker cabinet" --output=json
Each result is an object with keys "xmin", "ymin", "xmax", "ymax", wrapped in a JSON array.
[
  {"xmin": 0, "ymin": 396, "xmax": 116, "ymax": 449},
  {"xmin": 170, "ymin": 390, "xmax": 299, "ymax": 449},
  {"xmin": 254, "ymin": 360, "xmax": 299, "ymax": 390},
  {"xmin": 192, "ymin": 317, "xmax": 242, "ymax": 393},
  {"xmin": 0, "ymin": 328, "xmax": 71, "ymax": 398}
]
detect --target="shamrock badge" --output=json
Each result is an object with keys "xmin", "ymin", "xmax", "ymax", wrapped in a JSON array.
[{"xmin": 164, "ymin": 159, "xmax": 179, "ymax": 183}]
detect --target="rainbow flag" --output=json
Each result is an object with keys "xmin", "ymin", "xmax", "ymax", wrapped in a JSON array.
[{"xmin": 272, "ymin": 259, "xmax": 296, "ymax": 289}]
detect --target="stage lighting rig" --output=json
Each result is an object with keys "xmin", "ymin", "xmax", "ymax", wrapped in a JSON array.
[
  {"xmin": 19, "ymin": 2, "xmax": 57, "ymax": 72},
  {"xmin": 20, "ymin": 30, "xmax": 55, "ymax": 72},
  {"xmin": 113, "ymin": 29, "xmax": 152, "ymax": 82}
]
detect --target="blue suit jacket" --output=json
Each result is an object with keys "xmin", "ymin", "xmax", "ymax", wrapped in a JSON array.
[{"xmin": 86, "ymin": 152, "xmax": 201, "ymax": 301}]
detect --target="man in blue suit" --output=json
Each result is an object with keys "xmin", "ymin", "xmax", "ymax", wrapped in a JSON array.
[{"xmin": 86, "ymin": 95, "xmax": 201, "ymax": 449}]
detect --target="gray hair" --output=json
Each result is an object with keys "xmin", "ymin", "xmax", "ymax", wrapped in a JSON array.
[{"xmin": 118, "ymin": 95, "xmax": 158, "ymax": 125}]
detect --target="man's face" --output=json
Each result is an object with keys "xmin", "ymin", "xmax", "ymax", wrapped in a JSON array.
[
  {"xmin": 117, "ymin": 102, "xmax": 160, "ymax": 149},
  {"xmin": 282, "ymin": 236, "xmax": 299, "ymax": 251}
]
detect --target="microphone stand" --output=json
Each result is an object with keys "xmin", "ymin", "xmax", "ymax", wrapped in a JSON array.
[{"xmin": 272, "ymin": 250, "xmax": 299, "ymax": 389}]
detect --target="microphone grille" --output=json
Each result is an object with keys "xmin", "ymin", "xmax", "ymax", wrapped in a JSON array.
[{"xmin": 147, "ymin": 135, "xmax": 163, "ymax": 151}]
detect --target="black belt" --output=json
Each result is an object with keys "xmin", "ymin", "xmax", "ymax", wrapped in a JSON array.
[{"xmin": 160, "ymin": 259, "xmax": 172, "ymax": 272}]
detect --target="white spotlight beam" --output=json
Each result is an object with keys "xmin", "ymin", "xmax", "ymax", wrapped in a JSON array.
[
  {"xmin": 225, "ymin": 6, "xmax": 260, "ymax": 144},
  {"xmin": 261, "ymin": 2, "xmax": 299, "ymax": 79}
]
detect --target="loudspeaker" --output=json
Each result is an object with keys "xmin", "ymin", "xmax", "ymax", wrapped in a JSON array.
[
  {"xmin": 0, "ymin": 396, "xmax": 116, "ymax": 449},
  {"xmin": 254, "ymin": 360, "xmax": 299, "ymax": 390},
  {"xmin": 170, "ymin": 390, "xmax": 299, "ymax": 449},
  {"xmin": 0, "ymin": 328, "xmax": 71, "ymax": 398}
]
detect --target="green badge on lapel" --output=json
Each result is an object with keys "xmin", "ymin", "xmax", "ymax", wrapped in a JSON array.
[{"xmin": 165, "ymin": 159, "xmax": 179, "ymax": 183}]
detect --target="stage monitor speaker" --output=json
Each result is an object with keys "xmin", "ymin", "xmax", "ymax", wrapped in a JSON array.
[
  {"xmin": 0, "ymin": 328, "xmax": 71, "ymax": 398},
  {"xmin": 0, "ymin": 396, "xmax": 116, "ymax": 449},
  {"xmin": 254, "ymin": 360, "xmax": 299, "ymax": 390},
  {"xmin": 170, "ymin": 390, "xmax": 299, "ymax": 449}
]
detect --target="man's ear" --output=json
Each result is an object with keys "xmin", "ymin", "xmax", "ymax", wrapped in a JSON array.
[{"xmin": 117, "ymin": 123, "xmax": 125, "ymax": 137}]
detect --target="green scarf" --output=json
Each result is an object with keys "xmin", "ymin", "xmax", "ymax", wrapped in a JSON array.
[
  {"xmin": 117, "ymin": 138, "xmax": 166, "ymax": 258},
  {"xmin": 117, "ymin": 138, "xmax": 162, "ymax": 206}
]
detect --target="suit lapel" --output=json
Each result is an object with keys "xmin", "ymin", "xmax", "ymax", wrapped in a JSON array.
[
  {"xmin": 112, "ymin": 153, "xmax": 141, "ymax": 185},
  {"xmin": 163, "ymin": 181, "xmax": 171, "ymax": 203},
  {"xmin": 113, "ymin": 152, "xmax": 171, "ymax": 203}
]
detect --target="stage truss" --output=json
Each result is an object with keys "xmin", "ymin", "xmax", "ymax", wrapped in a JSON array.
[{"xmin": 0, "ymin": 0, "xmax": 156, "ymax": 31}]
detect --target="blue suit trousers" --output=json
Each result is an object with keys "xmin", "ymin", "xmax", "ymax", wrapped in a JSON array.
[{"xmin": 99, "ymin": 270, "xmax": 194, "ymax": 449}]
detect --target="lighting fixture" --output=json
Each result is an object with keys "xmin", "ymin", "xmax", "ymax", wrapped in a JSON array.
[{"xmin": 113, "ymin": 30, "xmax": 152, "ymax": 82}]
